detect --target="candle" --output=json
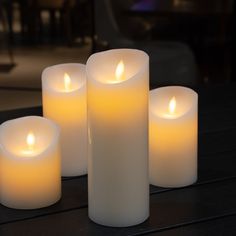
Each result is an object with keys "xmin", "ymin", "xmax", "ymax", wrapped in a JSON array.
[
  {"xmin": 42, "ymin": 63, "xmax": 87, "ymax": 177},
  {"xmin": 149, "ymin": 86, "xmax": 198, "ymax": 187},
  {"xmin": 0, "ymin": 116, "xmax": 61, "ymax": 209},
  {"xmin": 87, "ymin": 49, "xmax": 149, "ymax": 227}
]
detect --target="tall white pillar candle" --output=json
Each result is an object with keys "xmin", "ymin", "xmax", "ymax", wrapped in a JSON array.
[
  {"xmin": 42, "ymin": 63, "xmax": 87, "ymax": 177},
  {"xmin": 149, "ymin": 86, "xmax": 198, "ymax": 187},
  {"xmin": 87, "ymin": 49, "xmax": 149, "ymax": 227},
  {"xmin": 0, "ymin": 116, "xmax": 61, "ymax": 209}
]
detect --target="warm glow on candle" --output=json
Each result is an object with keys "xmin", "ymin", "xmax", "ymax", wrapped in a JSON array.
[
  {"xmin": 87, "ymin": 49, "xmax": 149, "ymax": 226},
  {"xmin": 0, "ymin": 116, "xmax": 61, "ymax": 209},
  {"xmin": 43, "ymin": 64, "xmax": 87, "ymax": 176},
  {"xmin": 64, "ymin": 73, "xmax": 71, "ymax": 91},
  {"xmin": 168, "ymin": 97, "xmax": 176, "ymax": 115},
  {"xmin": 115, "ymin": 60, "xmax": 125, "ymax": 82},
  {"xmin": 149, "ymin": 87, "xmax": 198, "ymax": 188},
  {"xmin": 26, "ymin": 132, "xmax": 35, "ymax": 150}
]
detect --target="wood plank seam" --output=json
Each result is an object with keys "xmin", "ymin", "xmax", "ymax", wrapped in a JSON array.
[
  {"xmin": 150, "ymin": 175, "xmax": 236, "ymax": 195},
  {"xmin": 129, "ymin": 212, "xmax": 236, "ymax": 236},
  {"xmin": 1, "ymin": 176, "xmax": 235, "ymax": 226}
]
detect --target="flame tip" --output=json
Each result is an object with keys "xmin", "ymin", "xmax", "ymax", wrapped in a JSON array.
[
  {"xmin": 115, "ymin": 60, "xmax": 125, "ymax": 81},
  {"xmin": 64, "ymin": 73, "xmax": 71, "ymax": 91},
  {"xmin": 26, "ymin": 131, "xmax": 35, "ymax": 148},
  {"xmin": 168, "ymin": 96, "xmax": 176, "ymax": 114}
]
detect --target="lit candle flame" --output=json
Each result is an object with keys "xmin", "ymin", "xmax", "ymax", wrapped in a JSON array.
[
  {"xmin": 168, "ymin": 96, "xmax": 176, "ymax": 114},
  {"xmin": 64, "ymin": 73, "xmax": 71, "ymax": 91},
  {"xmin": 26, "ymin": 132, "xmax": 35, "ymax": 150},
  {"xmin": 115, "ymin": 60, "xmax": 125, "ymax": 81}
]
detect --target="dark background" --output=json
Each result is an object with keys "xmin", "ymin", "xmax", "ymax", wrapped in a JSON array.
[{"xmin": 0, "ymin": 0, "xmax": 234, "ymax": 97}]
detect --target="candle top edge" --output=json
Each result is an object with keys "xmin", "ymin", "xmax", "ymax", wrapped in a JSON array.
[
  {"xmin": 149, "ymin": 86, "xmax": 198, "ymax": 119},
  {"xmin": 0, "ymin": 116, "xmax": 60, "ymax": 160},
  {"xmin": 86, "ymin": 49, "xmax": 149, "ymax": 85},
  {"xmin": 42, "ymin": 64, "xmax": 86, "ymax": 93}
]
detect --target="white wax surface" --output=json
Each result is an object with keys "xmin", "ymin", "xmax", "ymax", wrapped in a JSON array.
[
  {"xmin": 87, "ymin": 49, "xmax": 149, "ymax": 227},
  {"xmin": 42, "ymin": 63, "xmax": 87, "ymax": 177},
  {"xmin": 0, "ymin": 116, "xmax": 61, "ymax": 209},
  {"xmin": 149, "ymin": 86, "xmax": 198, "ymax": 187}
]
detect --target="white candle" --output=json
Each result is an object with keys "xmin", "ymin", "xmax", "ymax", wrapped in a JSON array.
[
  {"xmin": 0, "ymin": 116, "xmax": 61, "ymax": 209},
  {"xmin": 42, "ymin": 63, "xmax": 87, "ymax": 177},
  {"xmin": 87, "ymin": 49, "xmax": 149, "ymax": 227},
  {"xmin": 149, "ymin": 86, "xmax": 198, "ymax": 187}
]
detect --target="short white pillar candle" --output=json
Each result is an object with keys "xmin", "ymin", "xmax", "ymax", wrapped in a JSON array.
[
  {"xmin": 0, "ymin": 116, "xmax": 61, "ymax": 209},
  {"xmin": 149, "ymin": 86, "xmax": 198, "ymax": 187},
  {"xmin": 42, "ymin": 63, "xmax": 87, "ymax": 177},
  {"xmin": 86, "ymin": 49, "xmax": 149, "ymax": 227}
]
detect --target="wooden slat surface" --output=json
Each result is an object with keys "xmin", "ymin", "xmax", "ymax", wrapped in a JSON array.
[
  {"xmin": 0, "ymin": 84, "xmax": 236, "ymax": 235},
  {"xmin": 1, "ymin": 180, "xmax": 236, "ymax": 235},
  {"xmin": 148, "ymin": 215, "xmax": 236, "ymax": 236}
]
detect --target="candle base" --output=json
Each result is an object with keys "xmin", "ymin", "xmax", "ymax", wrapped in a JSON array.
[
  {"xmin": 89, "ymin": 213, "xmax": 149, "ymax": 228},
  {"xmin": 0, "ymin": 194, "xmax": 61, "ymax": 210},
  {"xmin": 62, "ymin": 168, "xmax": 87, "ymax": 177},
  {"xmin": 150, "ymin": 176, "xmax": 197, "ymax": 188}
]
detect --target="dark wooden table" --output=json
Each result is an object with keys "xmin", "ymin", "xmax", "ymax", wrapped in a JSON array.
[{"xmin": 0, "ymin": 84, "xmax": 236, "ymax": 235}]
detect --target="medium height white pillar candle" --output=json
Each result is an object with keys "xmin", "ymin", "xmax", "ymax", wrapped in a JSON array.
[
  {"xmin": 87, "ymin": 49, "xmax": 149, "ymax": 227},
  {"xmin": 0, "ymin": 116, "xmax": 61, "ymax": 209},
  {"xmin": 42, "ymin": 63, "xmax": 87, "ymax": 177},
  {"xmin": 149, "ymin": 86, "xmax": 198, "ymax": 187}
]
